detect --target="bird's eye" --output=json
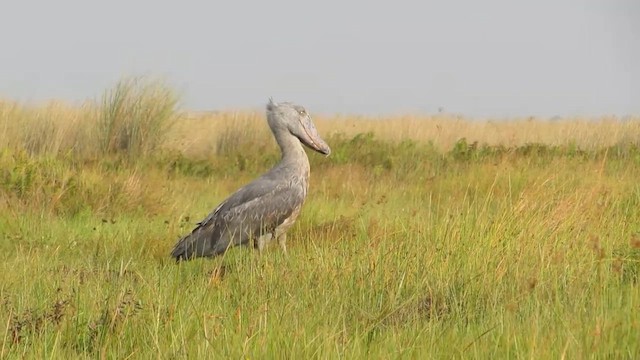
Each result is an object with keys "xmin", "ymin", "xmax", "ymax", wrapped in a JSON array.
[{"xmin": 298, "ymin": 109, "xmax": 306, "ymax": 116}]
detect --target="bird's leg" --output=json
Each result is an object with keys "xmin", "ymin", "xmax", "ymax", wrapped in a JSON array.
[
  {"xmin": 277, "ymin": 233, "xmax": 288, "ymax": 255},
  {"xmin": 256, "ymin": 233, "xmax": 272, "ymax": 254}
]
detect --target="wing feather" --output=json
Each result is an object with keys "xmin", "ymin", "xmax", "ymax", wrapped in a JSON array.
[{"xmin": 170, "ymin": 178, "xmax": 305, "ymax": 260}]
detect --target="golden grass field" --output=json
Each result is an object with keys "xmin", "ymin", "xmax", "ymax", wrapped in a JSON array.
[
  {"xmin": 2, "ymin": 97, "xmax": 639, "ymax": 158},
  {"xmin": 1, "ymin": 78, "xmax": 639, "ymax": 358}
]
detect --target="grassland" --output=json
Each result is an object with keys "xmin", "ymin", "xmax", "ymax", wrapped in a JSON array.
[{"xmin": 1, "ymin": 78, "xmax": 640, "ymax": 359}]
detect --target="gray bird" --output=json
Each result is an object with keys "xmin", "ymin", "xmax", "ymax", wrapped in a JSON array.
[{"xmin": 171, "ymin": 98, "xmax": 331, "ymax": 261}]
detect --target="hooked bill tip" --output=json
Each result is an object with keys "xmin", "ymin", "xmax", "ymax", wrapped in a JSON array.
[{"xmin": 312, "ymin": 140, "xmax": 331, "ymax": 156}]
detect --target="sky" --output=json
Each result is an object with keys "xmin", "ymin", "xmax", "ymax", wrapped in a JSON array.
[{"xmin": 0, "ymin": 0, "xmax": 638, "ymax": 118}]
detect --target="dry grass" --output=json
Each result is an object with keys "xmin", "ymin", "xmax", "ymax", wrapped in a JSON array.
[
  {"xmin": 0, "ymin": 76, "xmax": 180, "ymax": 159},
  {"xmin": 3, "ymin": 93, "xmax": 639, "ymax": 160},
  {"xmin": 0, "ymin": 100, "xmax": 95, "ymax": 156},
  {"xmin": 171, "ymin": 111, "xmax": 640, "ymax": 157}
]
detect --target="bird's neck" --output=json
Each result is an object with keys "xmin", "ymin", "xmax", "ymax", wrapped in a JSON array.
[{"xmin": 273, "ymin": 128, "xmax": 310, "ymax": 174}]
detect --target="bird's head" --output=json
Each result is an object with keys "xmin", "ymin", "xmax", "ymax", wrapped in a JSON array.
[{"xmin": 266, "ymin": 98, "xmax": 331, "ymax": 156}]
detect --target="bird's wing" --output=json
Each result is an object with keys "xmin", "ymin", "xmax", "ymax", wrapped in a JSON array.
[
  {"xmin": 171, "ymin": 177, "xmax": 305, "ymax": 260},
  {"xmin": 198, "ymin": 176, "xmax": 281, "ymax": 229},
  {"xmin": 218, "ymin": 181, "xmax": 305, "ymax": 235}
]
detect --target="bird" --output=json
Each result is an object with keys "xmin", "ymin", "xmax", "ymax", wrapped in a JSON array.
[{"xmin": 170, "ymin": 98, "xmax": 331, "ymax": 261}]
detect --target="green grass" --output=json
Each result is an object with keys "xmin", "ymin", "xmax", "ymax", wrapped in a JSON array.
[
  {"xmin": 2, "ymin": 137, "xmax": 640, "ymax": 359},
  {"xmin": 1, "ymin": 80, "xmax": 639, "ymax": 358}
]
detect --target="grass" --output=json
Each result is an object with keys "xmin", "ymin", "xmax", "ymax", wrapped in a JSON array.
[{"xmin": 1, "ymin": 78, "xmax": 640, "ymax": 358}]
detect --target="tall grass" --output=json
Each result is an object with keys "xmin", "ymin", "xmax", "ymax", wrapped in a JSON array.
[
  {"xmin": 98, "ymin": 77, "xmax": 181, "ymax": 157},
  {"xmin": 0, "ymin": 101, "xmax": 94, "ymax": 157},
  {"xmin": 2, "ymin": 82, "xmax": 639, "ymax": 160},
  {"xmin": 1, "ymin": 82, "xmax": 640, "ymax": 358},
  {"xmin": 0, "ymin": 76, "xmax": 182, "ymax": 159}
]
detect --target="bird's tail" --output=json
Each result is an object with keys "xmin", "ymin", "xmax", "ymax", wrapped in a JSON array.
[
  {"xmin": 170, "ymin": 235, "xmax": 193, "ymax": 261},
  {"xmin": 170, "ymin": 226, "xmax": 214, "ymax": 261}
]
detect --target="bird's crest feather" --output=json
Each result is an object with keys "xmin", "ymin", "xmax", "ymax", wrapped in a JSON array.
[{"xmin": 267, "ymin": 97, "xmax": 278, "ymax": 111}]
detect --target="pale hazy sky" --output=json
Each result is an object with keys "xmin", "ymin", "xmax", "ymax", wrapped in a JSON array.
[{"xmin": 1, "ymin": 0, "xmax": 638, "ymax": 117}]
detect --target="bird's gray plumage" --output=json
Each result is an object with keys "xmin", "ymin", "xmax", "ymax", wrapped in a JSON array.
[{"xmin": 171, "ymin": 99, "xmax": 331, "ymax": 260}]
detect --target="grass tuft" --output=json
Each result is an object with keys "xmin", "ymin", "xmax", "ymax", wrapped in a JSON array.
[{"xmin": 98, "ymin": 76, "xmax": 181, "ymax": 158}]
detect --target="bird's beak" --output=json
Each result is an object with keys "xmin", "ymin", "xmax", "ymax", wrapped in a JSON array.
[{"xmin": 298, "ymin": 117, "xmax": 331, "ymax": 156}]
